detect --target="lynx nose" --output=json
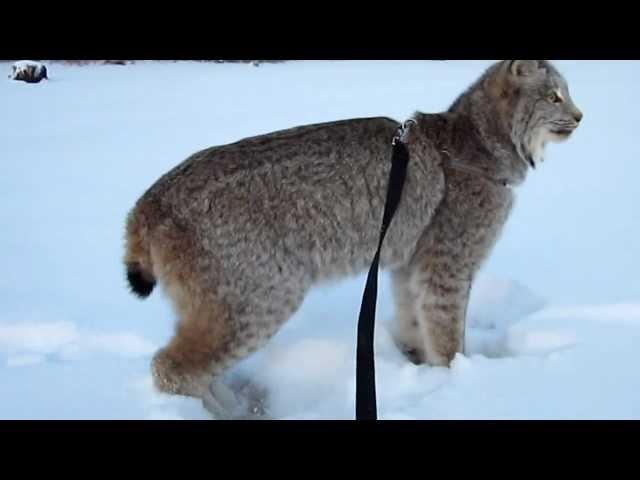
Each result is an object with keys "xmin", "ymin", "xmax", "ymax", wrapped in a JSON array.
[{"xmin": 573, "ymin": 110, "xmax": 583, "ymax": 123}]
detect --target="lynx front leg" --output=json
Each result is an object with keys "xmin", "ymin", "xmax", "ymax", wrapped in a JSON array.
[
  {"xmin": 413, "ymin": 257, "xmax": 472, "ymax": 367},
  {"xmin": 408, "ymin": 175, "xmax": 510, "ymax": 366}
]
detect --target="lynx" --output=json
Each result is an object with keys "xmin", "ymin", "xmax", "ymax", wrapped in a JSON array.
[{"xmin": 124, "ymin": 60, "xmax": 582, "ymax": 418}]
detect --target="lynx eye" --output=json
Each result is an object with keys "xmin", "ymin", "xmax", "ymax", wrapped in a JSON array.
[{"xmin": 548, "ymin": 91, "xmax": 563, "ymax": 104}]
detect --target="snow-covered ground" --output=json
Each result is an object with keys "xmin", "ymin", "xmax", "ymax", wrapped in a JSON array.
[{"xmin": 2, "ymin": 60, "xmax": 639, "ymax": 419}]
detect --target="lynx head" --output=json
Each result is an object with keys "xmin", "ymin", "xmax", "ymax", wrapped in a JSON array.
[{"xmin": 484, "ymin": 60, "xmax": 583, "ymax": 168}]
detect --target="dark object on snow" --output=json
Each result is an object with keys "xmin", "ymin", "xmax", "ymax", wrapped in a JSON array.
[{"xmin": 9, "ymin": 61, "xmax": 48, "ymax": 84}]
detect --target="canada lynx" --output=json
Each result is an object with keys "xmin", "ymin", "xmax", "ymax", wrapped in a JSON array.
[{"xmin": 124, "ymin": 60, "xmax": 582, "ymax": 417}]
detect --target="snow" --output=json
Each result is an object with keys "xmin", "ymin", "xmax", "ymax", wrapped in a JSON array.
[{"xmin": 1, "ymin": 60, "xmax": 639, "ymax": 419}]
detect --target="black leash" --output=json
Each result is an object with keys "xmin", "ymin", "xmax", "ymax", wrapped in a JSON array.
[{"xmin": 356, "ymin": 120, "xmax": 414, "ymax": 420}]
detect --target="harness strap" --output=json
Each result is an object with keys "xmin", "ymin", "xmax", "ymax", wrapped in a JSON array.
[
  {"xmin": 355, "ymin": 123, "xmax": 411, "ymax": 421},
  {"xmin": 441, "ymin": 149, "xmax": 510, "ymax": 187}
]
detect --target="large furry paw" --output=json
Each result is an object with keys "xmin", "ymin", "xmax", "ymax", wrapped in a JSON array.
[
  {"xmin": 201, "ymin": 376, "xmax": 271, "ymax": 420},
  {"xmin": 151, "ymin": 349, "xmax": 185, "ymax": 395},
  {"xmin": 201, "ymin": 378, "xmax": 270, "ymax": 420},
  {"xmin": 401, "ymin": 345, "xmax": 426, "ymax": 365},
  {"xmin": 392, "ymin": 337, "xmax": 426, "ymax": 365},
  {"xmin": 151, "ymin": 348, "xmax": 212, "ymax": 398},
  {"xmin": 231, "ymin": 377, "xmax": 269, "ymax": 418},
  {"xmin": 201, "ymin": 391, "xmax": 233, "ymax": 420}
]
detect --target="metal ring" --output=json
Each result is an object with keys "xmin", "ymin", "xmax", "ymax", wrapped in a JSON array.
[{"xmin": 392, "ymin": 119, "xmax": 416, "ymax": 146}]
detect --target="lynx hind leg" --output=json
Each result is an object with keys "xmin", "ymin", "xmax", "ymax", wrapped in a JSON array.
[
  {"xmin": 154, "ymin": 270, "xmax": 307, "ymax": 417},
  {"xmin": 390, "ymin": 267, "xmax": 426, "ymax": 365},
  {"xmin": 152, "ymin": 286, "xmax": 288, "ymax": 419},
  {"xmin": 148, "ymin": 219, "xmax": 309, "ymax": 418},
  {"xmin": 150, "ymin": 294, "xmax": 237, "ymax": 415},
  {"xmin": 145, "ymin": 228, "xmax": 237, "ymax": 418}
]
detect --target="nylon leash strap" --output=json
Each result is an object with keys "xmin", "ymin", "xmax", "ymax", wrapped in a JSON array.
[{"xmin": 356, "ymin": 121, "xmax": 413, "ymax": 420}]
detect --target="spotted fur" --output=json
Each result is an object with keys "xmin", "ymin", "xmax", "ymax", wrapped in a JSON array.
[{"xmin": 123, "ymin": 60, "xmax": 581, "ymax": 415}]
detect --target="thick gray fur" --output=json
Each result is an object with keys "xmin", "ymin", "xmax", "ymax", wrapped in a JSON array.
[{"xmin": 123, "ymin": 60, "xmax": 582, "ymax": 416}]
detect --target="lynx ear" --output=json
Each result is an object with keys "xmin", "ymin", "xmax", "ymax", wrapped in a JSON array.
[{"xmin": 509, "ymin": 60, "xmax": 544, "ymax": 78}]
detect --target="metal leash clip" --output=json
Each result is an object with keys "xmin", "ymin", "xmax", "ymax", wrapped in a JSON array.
[{"xmin": 392, "ymin": 119, "xmax": 416, "ymax": 146}]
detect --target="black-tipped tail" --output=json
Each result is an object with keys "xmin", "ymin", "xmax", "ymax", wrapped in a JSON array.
[{"xmin": 126, "ymin": 262, "xmax": 156, "ymax": 299}]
